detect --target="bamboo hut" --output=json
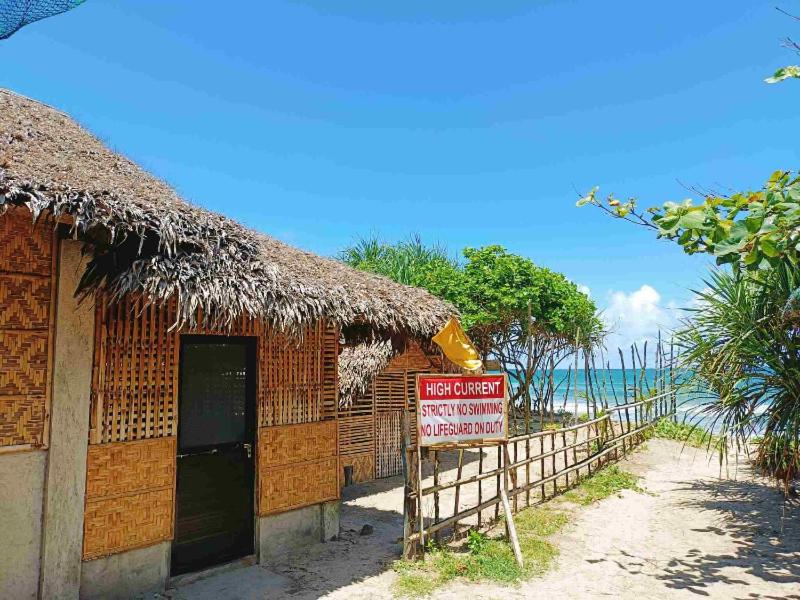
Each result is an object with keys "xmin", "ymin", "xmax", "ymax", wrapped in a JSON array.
[
  {"xmin": 337, "ymin": 338, "xmax": 457, "ymax": 484},
  {"xmin": 0, "ymin": 89, "xmax": 455, "ymax": 599}
]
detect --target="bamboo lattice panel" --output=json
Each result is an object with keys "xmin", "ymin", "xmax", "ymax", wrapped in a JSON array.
[
  {"xmin": 90, "ymin": 297, "xmax": 180, "ymax": 444},
  {"xmin": 374, "ymin": 370, "xmax": 406, "ymax": 413},
  {"xmin": 321, "ymin": 322, "xmax": 339, "ymax": 419},
  {"xmin": 341, "ymin": 452, "xmax": 374, "ymax": 484},
  {"xmin": 82, "ymin": 437, "xmax": 175, "ymax": 559},
  {"xmin": 0, "ymin": 210, "xmax": 54, "ymax": 448},
  {"xmin": 259, "ymin": 322, "xmax": 338, "ymax": 426},
  {"xmin": 257, "ymin": 421, "xmax": 339, "ymax": 515},
  {"xmin": 375, "ymin": 410, "xmax": 404, "ymax": 478},
  {"xmin": 259, "ymin": 323, "xmax": 323, "ymax": 426},
  {"xmin": 259, "ymin": 457, "xmax": 338, "ymax": 515}
]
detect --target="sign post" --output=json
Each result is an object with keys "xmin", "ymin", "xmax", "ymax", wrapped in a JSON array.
[{"xmin": 414, "ymin": 374, "xmax": 523, "ymax": 567}]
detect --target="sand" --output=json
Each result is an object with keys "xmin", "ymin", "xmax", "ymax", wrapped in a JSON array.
[{"xmin": 168, "ymin": 439, "xmax": 799, "ymax": 599}]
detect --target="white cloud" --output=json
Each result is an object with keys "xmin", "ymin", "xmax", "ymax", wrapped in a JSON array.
[
  {"xmin": 577, "ymin": 284, "xmax": 591, "ymax": 297},
  {"xmin": 601, "ymin": 285, "xmax": 679, "ymax": 357}
]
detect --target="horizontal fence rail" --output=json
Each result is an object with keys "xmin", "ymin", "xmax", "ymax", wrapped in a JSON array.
[{"xmin": 403, "ymin": 390, "xmax": 675, "ymax": 553}]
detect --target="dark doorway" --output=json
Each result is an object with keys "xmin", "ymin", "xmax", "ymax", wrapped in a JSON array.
[{"xmin": 171, "ymin": 336, "xmax": 257, "ymax": 576}]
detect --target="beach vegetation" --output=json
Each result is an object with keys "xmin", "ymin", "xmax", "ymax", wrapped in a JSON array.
[
  {"xmin": 651, "ymin": 417, "xmax": 718, "ymax": 449},
  {"xmin": 578, "ymin": 171, "xmax": 800, "ymax": 490},
  {"xmin": 392, "ymin": 508, "xmax": 566, "ymax": 597},
  {"xmin": 563, "ymin": 465, "xmax": 643, "ymax": 505}
]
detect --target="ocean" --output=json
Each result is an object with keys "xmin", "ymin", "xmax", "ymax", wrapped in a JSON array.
[{"xmin": 499, "ymin": 368, "xmax": 714, "ymax": 426}]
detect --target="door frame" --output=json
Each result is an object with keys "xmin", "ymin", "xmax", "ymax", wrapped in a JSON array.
[{"xmin": 171, "ymin": 334, "xmax": 259, "ymax": 575}]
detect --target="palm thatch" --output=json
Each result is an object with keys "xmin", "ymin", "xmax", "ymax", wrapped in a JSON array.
[
  {"xmin": 338, "ymin": 340, "xmax": 397, "ymax": 407},
  {"xmin": 0, "ymin": 89, "xmax": 455, "ymax": 334}
]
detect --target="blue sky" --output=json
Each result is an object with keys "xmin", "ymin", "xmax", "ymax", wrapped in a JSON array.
[{"xmin": 2, "ymin": 1, "xmax": 798, "ymax": 353}]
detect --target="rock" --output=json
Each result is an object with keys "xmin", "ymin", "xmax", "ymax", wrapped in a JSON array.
[{"xmin": 359, "ymin": 524, "xmax": 374, "ymax": 536}]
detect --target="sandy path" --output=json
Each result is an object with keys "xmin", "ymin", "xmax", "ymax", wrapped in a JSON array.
[{"xmin": 170, "ymin": 439, "xmax": 799, "ymax": 599}]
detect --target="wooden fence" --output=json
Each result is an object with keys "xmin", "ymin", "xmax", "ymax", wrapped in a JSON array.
[{"xmin": 402, "ymin": 389, "xmax": 675, "ymax": 556}]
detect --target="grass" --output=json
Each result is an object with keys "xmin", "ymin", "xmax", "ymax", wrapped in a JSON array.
[
  {"xmin": 392, "ymin": 508, "xmax": 567, "ymax": 597},
  {"xmin": 650, "ymin": 417, "xmax": 719, "ymax": 449},
  {"xmin": 393, "ymin": 465, "xmax": 647, "ymax": 597},
  {"xmin": 563, "ymin": 465, "xmax": 643, "ymax": 505}
]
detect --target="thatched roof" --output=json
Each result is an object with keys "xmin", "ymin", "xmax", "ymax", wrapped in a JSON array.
[
  {"xmin": 338, "ymin": 340, "xmax": 397, "ymax": 407},
  {"xmin": 0, "ymin": 89, "xmax": 456, "ymax": 334}
]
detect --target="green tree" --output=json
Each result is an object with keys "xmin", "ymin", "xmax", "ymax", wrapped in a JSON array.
[{"xmin": 340, "ymin": 237, "xmax": 602, "ymax": 417}]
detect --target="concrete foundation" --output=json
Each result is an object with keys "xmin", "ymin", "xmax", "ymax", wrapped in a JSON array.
[
  {"xmin": 258, "ymin": 500, "xmax": 341, "ymax": 562},
  {"xmin": 40, "ymin": 240, "xmax": 95, "ymax": 599},
  {"xmin": 80, "ymin": 541, "xmax": 171, "ymax": 600},
  {"xmin": 322, "ymin": 500, "xmax": 341, "ymax": 541},
  {"xmin": 0, "ymin": 450, "xmax": 47, "ymax": 600}
]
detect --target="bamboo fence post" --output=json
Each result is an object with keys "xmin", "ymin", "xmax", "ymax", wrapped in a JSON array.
[
  {"xmin": 452, "ymin": 449, "xmax": 464, "ymax": 538},
  {"xmin": 539, "ymin": 435, "xmax": 545, "ymax": 501},
  {"xmin": 669, "ymin": 337, "xmax": 676, "ymax": 420},
  {"xmin": 402, "ymin": 408, "xmax": 419, "ymax": 559},
  {"xmin": 433, "ymin": 450, "xmax": 440, "ymax": 543},
  {"xmin": 512, "ymin": 439, "xmax": 519, "ymax": 513},
  {"xmin": 501, "ymin": 443, "xmax": 524, "ymax": 568},
  {"xmin": 572, "ymin": 427, "xmax": 579, "ymax": 480},
  {"xmin": 525, "ymin": 433, "xmax": 531, "ymax": 508},
  {"xmin": 583, "ymin": 350, "xmax": 597, "ymax": 419},
  {"xmin": 573, "ymin": 330, "xmax": 580, "ymax": 423},
  {"xmin": 478, "ymin": 448, "xmax": 483, "ymax": 528},
  {"xmin": 495, "ymin": 445, "xmax": 501, "ymax": 521},
  {"xmin": 550, "ymin": 431, "xmax": 557, "ymax": 494},
  {"xmin": 417, "ymin": 443, "xmax": 425, "ymax": 554},
  {"xmin": 561, "ymin": 429, "xmax": 569, "ymax": 487},
  {"xmin": 619, "ymin": 350, "xmax": 631, "ymax": 452}
]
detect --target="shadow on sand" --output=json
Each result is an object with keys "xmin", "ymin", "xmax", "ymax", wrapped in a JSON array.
[{"xmin": 590, "ymin": 464, "xmax": 799, "ymax": 600}]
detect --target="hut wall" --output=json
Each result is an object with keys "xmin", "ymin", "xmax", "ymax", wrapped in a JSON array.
[
  {"xmin": 82, "ymin": 295, "xmax": 340, "ymax": 565},
  {"xmin": 0, "ymin": 209, "xmax": 57, "ymax": 450},
  {"xmin": 0, "ymin": 210, "xmax": 57, "ymax": 599},
  {"xmin": 339, "ymin": 342, "xmax": 437, "ymax": 484}
]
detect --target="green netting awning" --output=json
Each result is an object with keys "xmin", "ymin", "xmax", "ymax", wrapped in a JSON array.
[{"xmin": 1, "ymin": 0, "xmax": 86, "ymax": 40}]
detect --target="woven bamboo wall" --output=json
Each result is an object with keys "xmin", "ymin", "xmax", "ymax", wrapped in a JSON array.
[
  {"xmin": 0, "ymin": 210, "xmax": 56, "ymax": 450},
  {"xmin": 257, "ymin": 421, "xmax": 339, "ymax": 515},
  {"xmin": 86, "ymin": 295, "xmax": 340, "ymax": 557},
  {"xmin": 337, "ymin": 341, "xmax": 437, "ymax": 483},
  {"xmin": 82, "ymin": 437, "xmax": 175, "ymax": 560}
]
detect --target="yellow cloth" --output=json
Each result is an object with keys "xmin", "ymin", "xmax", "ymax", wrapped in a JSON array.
[{"xmin": 432, "ymin": 318, "xmax": 483, "ymax": 371}]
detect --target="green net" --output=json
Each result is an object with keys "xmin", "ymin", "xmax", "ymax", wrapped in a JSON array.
[{"xmin": 1, "ymin": 0, "xmax": 87, "ymax": 40}]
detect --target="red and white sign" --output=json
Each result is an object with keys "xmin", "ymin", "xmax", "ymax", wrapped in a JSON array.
[{"xmin": 416, "ymin": 374, "xmax": 508, "ymax": 447}]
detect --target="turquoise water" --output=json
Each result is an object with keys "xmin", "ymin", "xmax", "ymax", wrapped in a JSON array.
[{"xmin": 501, "ymin": 368, "xmax": 714, "ymax": 425}]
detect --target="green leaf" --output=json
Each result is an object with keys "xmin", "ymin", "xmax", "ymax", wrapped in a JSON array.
[
  {"xmin": 743, "ymin": 247, "xmax": 761, "ymax": 266},
  {"xmin": 760, "ymin": 236, "xmax": 780, "ymax": 258},
  {"xmin": 765, "ymin": 65, "xmax": 800, "ymax": 83},
  {"xmin": 678, "ymin": 210, "xmax": 707, "ymax": 230}
]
